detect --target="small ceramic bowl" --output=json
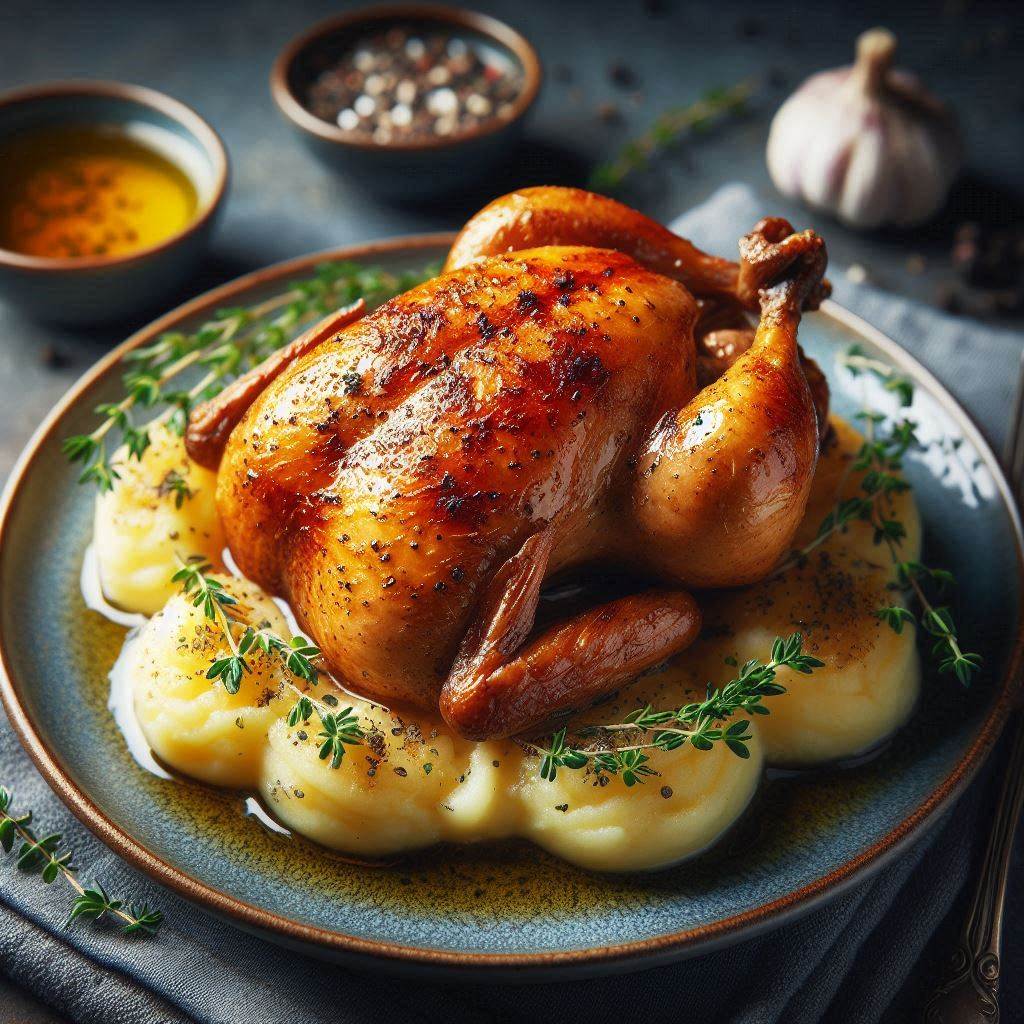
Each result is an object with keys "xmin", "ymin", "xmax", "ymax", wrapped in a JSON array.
[
  {"xmin": 0, "ymin": 81, "xmax": 228, "ymax": 325},
  {"xmin": 271, "ymin": 4, "xmax": 542, "ymax": 201}
]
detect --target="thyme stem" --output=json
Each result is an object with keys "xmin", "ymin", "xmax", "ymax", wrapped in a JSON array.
[
  {"xmin": 171, "ymin": 557, "xmax": 364, "ymax": 768},
  {"xmin": 531, "ymin": 633, "xmax": 822, "ymax": 785},
  {"xmin": 779, "ymin": 346, "xmax": 980, "ymax": 686},
  {"xmin": 64, "ymin": 262, "xmax": 434, "ymax": 490},
  {"xmin": 589, "ymin": 80, "xmax": 755, "ymax": 192},
  {"xmin": 0, "ymin": 787, "xmax": 161, "ymax": 935}
]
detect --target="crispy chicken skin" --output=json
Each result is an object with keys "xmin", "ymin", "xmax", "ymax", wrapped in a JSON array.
[{"xmin": 188, "ymin": 188, "xmax": 829, "ymax": 740}]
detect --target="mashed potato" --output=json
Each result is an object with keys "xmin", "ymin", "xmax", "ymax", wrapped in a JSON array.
[
  {"xmin": 127, "ymin": 574, "xmax": 292, "ymax": 788},
  {"xmin": 99, "ymin": 418, "xmax": 920, "ymax": 871},
  {"xmin": 94, "ymin": 423, "xmax": 224, "ymax": 615}
]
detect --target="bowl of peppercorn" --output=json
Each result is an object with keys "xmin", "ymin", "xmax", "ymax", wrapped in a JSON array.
[{"xmin": 271, "ymin": 4, "xmax": 542, "ymax": 200}]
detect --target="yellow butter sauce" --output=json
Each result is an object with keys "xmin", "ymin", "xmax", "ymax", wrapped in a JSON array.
[{"xmin": 0, "ymin": 126, "xmax": 197, "ymax": 260}]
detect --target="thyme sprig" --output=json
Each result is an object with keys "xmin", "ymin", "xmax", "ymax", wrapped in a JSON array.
[
  {"xmin": 0, "ymin": 786, "xmax": 162, "ymax": 936},
  {"xmin": 781, "ymin": 346, "xmax": 981, "ymax": 687},
  {"xmin": 172, "ymin": 557, "xmax": 365, "ymax": 768},
  {"xmin": 589, "ymin": 80, "xmax": 755, "ymax": 192},
  {"xmin": 63, "ymin": 261, "xmax": 433, "ymax": 491},
  {"xmin": 533, "ymin": 633, "xmax": 822, "ymax": 785}
]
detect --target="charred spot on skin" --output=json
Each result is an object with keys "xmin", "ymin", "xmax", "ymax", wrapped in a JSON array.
[
  {"xmin": 417, "ymin": 308, "xmax": 443, "ymax": 330},
  {"xmin": 342, "ymin": 372, "xmax": 363, "ymax": 395},
  {"xmin": 516, "ymin": 290, "xmax": 538, "ymax": 312},
  {"xmin": 567, "ymin": 353, "xmax": 610, "ymax": 389},
  {"xmin": 477, "ymin": 313, "xmax": 497, "ymax": 340}
]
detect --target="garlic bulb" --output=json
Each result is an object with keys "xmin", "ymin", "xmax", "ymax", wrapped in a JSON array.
[{"xmin": 766, "ymin": 28, "xmax": 962, "ymax": 229}]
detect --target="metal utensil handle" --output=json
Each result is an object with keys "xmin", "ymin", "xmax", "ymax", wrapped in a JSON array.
[{"xmin": 923, "ymin": 715, "xmax": 1024, "ymax": 1022}]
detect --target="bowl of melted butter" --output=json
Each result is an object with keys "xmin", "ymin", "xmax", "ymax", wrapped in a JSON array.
[{"xmin": 0, "ymin": 81, "xmax": 228, "ymax": 324}]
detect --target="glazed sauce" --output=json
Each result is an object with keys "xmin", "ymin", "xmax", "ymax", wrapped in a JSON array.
[{"xmin": 0, "ymin": 126, "xmax": 197, "ymax": 260}]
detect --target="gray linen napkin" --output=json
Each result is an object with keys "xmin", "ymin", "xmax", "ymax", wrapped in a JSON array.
[{"xmin": 1, "ymin": 184, "xmax": 1021, "ymax": 1024}]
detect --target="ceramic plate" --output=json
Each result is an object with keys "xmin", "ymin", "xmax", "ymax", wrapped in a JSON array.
[{"xmin": 1, "ymin": 235, "xmax": 1021, "ymax": 978}]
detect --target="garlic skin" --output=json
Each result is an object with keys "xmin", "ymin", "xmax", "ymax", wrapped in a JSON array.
[{"xmin": 767, "ymin": 28, "xmax": 962, "ymax": 230}]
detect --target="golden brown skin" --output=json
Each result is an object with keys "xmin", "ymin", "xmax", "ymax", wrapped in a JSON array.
[
  {"xmin": 186, "ymin": 301, "xmax": 366, "ymax": 470},
  {"xmin": 197, "ymin": 188, "xmax": 829, "ymax": 740}
]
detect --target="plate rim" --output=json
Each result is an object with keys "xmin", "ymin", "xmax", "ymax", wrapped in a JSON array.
[{"xmin": 1, "ymin": 234, "xmax": 1021, "ymax": 974}]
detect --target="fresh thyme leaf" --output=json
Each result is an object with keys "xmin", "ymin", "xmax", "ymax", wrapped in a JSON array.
[
  {"xmin": 67, "ymin": 883, "xmax": 121, "ymax": 924},
  {"xmin": 64, "ymin": 260, "xmax": 436, "ymax": 489},
  {"xmin": 121, "ymin": 905, "xmax": 164, "ymax": 936},
  {"xmin": 875, "ymin": 605, "xmax": 916, "ymax": 634},
  {"xmin": 206, "ymin": 654, "xmax": 248, "ymax": 694},
  {"xmin": 287, "ymin": 696, "xmax": 314, "ymax": 727},
  {"xmin": 0, "ymin": 786, "xmax": 161, "ymax": 938},
  {"xmin": 158, "ymin": 469, "xmax": 193, "ymax": 509},
  {"xmin": 784, "ymin": 345, "xmax": 981, "ymax": 687},
  {"xmin": 532, "ymin": 633, "xmax": 821, "ymax": 784},
  {"xmin": 316, "ymin": 707, "xmax": 365, "ymax": 769}
]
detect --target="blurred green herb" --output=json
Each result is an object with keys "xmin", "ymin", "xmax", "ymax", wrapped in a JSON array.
[
  {"xmin": 157, "ymin": 469, "xmax": 193, "ymax": 509},
  {"xmin": 589, "ymin": 80, "xmax": 755, "ymax": 192}
]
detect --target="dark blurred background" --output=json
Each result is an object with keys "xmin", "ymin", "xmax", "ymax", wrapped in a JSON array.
[{"xmin": 0, "ymin": 1, "xmax": 1021, "ymax": 1019}]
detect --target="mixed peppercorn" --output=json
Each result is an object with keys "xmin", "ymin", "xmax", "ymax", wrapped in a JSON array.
[{"xmin": 304, "ymin": 25, "xmax": 523, "ymax": 143}]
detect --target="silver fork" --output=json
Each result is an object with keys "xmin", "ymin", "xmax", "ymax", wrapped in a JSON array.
[{"xmin": 922, "ymin": 355, "xmax": 1024, "ymax": 1023}]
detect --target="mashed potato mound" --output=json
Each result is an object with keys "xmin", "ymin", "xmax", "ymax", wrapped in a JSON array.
[
  {"xmin": 102, "ymin": 418, "xmax": 920, "ymax": 871},
  {"xmin": 128, "ymin": 575, "xmax": 293, "ymax": 788},
  {"xmin": 94, "ymin": 423, "xmax": 224, "ymax": 615}
]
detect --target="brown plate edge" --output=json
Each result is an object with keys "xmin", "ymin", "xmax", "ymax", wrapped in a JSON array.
[{"xmin": 0, "ymin": 241, "xmax": 1021, "ymax": 978}]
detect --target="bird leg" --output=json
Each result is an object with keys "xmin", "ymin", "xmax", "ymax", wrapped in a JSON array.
[
  {"xmin": 631, "ymin": 219, "xmax": 829, "ymax": 588},
  {"xmin": 446, "ymin": 187, "xmax": 831, "ymax": 311},
  {"xmin": 736, "ymin": 216, "xmax": 831, "ymax": 309},
  {"xmin": 440, "ymin": 530, "xmax": 702, "ymax": 740},
  {"xmin": 184, "ymin": 299, "xmax": 366, "ymax": 470}
]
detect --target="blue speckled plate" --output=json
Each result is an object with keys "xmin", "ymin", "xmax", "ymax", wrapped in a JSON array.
[{"xmin": 1, "ymin": 236, "xmax": 1021, "ymax": 978}]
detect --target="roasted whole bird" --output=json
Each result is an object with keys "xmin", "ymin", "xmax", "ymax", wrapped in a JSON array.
[{"xmin": 186, "ymin": 187, "xmax": 830, "ymax": 741}]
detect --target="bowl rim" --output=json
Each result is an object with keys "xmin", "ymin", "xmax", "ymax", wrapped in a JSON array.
[
  {"xmin": 270, "ymin": 3, "xmax": 543, "ymax": 154},
  {"xmin": 0, "ymin": 79, "xmax": 229, "ymax": 275},
  {"xmin": 0, "ymin": 233, "xmax": 1021, "ymax": 975}
]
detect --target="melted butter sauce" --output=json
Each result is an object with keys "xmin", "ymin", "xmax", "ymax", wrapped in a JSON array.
[{"xmin": 0, "ymin": 126, "xmax": 197, "ymax": 260}]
